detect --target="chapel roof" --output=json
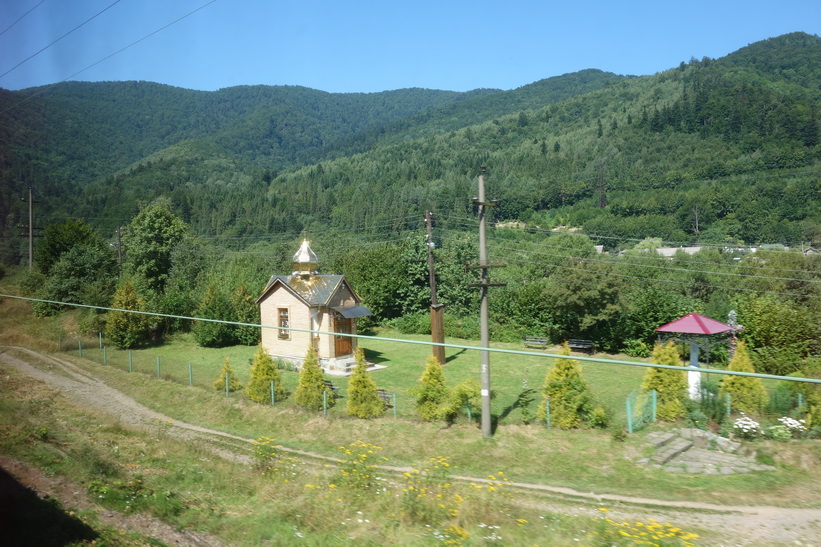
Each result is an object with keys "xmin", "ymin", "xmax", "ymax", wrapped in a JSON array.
[{"xmin": 259, "ymin": 274, "xmax": 345, "ymax": 307}]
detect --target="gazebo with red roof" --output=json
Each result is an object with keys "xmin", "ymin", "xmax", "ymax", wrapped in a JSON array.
[{"xmin": 655, "ymin": 313, "xmax": 737, "ymax": 399}]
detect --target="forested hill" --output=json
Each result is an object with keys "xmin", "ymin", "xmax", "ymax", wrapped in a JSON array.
[{"xmin": 1, "ymin": 32, "xmax": 820, "ymax": 261}]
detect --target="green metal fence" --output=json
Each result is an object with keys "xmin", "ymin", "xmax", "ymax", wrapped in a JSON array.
[{"xmin": 626, "ymin": 389, "xmax": 657, "ymax": 433}]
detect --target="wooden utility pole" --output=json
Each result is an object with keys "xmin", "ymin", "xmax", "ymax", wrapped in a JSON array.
[
  {"xmin": 20, "ymin": 186, "xmax": 34, "ymax": 270},
  {"xmin": 426, "ymin": 211, "xmax": 446, "ymax": 364},
  {"xmin": 116, "ymin": 226, "xmax": 124, "ymax": 277},
  {"xmin": 469, "ymin": 167, "xmax": 505, "ymax": 438}
]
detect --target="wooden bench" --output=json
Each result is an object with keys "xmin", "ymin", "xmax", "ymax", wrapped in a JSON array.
[
  {"xmin": 376, "ymin": 388, "xmax": 393, "ymax": 407},
  {"xmin": 524, "ymin": 336, "xmax": 549, "ymax": 349},
  {"xmin": 568, "ymin": 339, "xmax": 594, "ymax": 353}
]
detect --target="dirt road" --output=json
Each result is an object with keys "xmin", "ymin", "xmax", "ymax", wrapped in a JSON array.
[{"xmin": 2, "ymin": 346, "xmax": 820, "ymax": 546}]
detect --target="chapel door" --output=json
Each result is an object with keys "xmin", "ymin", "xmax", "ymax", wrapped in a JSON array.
[{"xmin": 334, "ymin": 312, "xmax": 352, "ymax": 356}]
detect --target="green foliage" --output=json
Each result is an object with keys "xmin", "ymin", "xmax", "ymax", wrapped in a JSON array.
[
  {"xmin": 738, "ymin": 294, "xmax": 817, "ymax": 356},
  {"xmin": 445, "ymin": 379, "xmax": 482, "ymax": 424},
  {"xmin": 245, "ymin": 346, "xmax": 286, "ymax": 404},
  {"xmin": 230, "ymin": 285, "xmax": 260, "ymax": 345},
  {"xmin": 105, "ymin": 280, "xmax": 150, "ymax": 349},
  {"xmin": 720, "ymin": 341, "xmax": 769, "ymax": 415},
  {"xmin": 192, "ymin": 285, "xmax": 235, "ymax": 348},
  {"xmin": 346, "ymin": 348, "xmax": 385, "ymax": 419},
  {"xmin": 415, "ymin": 356, "xmax": 449, "ymax": 421},
  {"xmin": 642, "ymin": 342, "xmax": 688, "ymax": 421},
  {"xmin": 537, "ymin": 343, "xmax": 594, "ymax": 429},
  {"xmin": 122, "ymin": 199, "xmax": 188, "ymax": 294},
  {"xmin": 294, "ymin": 346, "xmax": 334, "ymax": 411},
  {"xmin": 35, "ymin": 219, "xmax": 101, "ymax": 276},
  {"xmin": 212, "ymin": 357, "xmax": 243, "ymax": 393}
]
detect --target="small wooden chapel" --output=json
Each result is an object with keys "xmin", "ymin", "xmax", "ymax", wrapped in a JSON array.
[{"xmin": 256, "ymin": 240, "xmax": 372, "ymax": 371}]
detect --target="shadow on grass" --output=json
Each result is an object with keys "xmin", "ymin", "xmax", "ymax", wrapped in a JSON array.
[
  {"xmin": 363, "ymin": 347, "xmax": 388, "ymax": 364},
  {"xmin": 0, "ymin": 466, "xmax": 98, "ymax": 546}
]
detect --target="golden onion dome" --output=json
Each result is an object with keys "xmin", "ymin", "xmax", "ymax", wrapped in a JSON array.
[{"xmin": 292, "ymin": 239, "xmax": 318, "ymax": 276}]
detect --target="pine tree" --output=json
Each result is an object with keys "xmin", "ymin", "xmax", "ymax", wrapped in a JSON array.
[
  {"xmin": 193, "ymin": 284, "xmax": 236, "ymax": 348},
  {"xmin": 415, "ymin": 356, "xmax": 449, "ymax": 421},
  {"xmin": 231, "ymin": 285, "xmax": 260, "ymax": 346},
  {"xmin": 294, "ymin": 346, "xmax": 334, "ymax": 411},
  {"xmin": 642, "ymin": 342, "xmax": 688, "ymax": 421},
  {"xmin": 213, "ymin": 357, "xmax": 243, "ymax": 392},
  {"xmin": 245, "ymin": 346, "xmax": 286, "ymax": 403},
  {"xmin": 537, "ymin": 342, "xmax": 593, "ymax": 428},
  {"xmin": 105, "ymin": 280, "xmax": 150, "ymax": 349},
  {"xmin": 346, "ymin": 348, "xmax": 385, "ymax": 418},
  {"xmin": 720, "ymin": 340, "xmax": 768, "ymax": 415}
]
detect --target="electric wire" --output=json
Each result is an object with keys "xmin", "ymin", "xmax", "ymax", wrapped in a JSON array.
[
  {"xmin": 0, "ymin": 0, "xmax": 46, "ymax": 37},
  {"xmin": 2, "ymin": 291, "xmax": 819, "ymax": 385},
  {"xmin": 0, "ymin": 0, "xmax": 220, "ymax": 116},
  {"xmin": 0, "ymin": 0, "xmax": 125, "ymax": 80}
]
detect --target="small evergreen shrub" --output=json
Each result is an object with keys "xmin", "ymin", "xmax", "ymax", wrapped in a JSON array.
[
  {"xmin": 294, "ymin": 346, "xmax": 334, "ymax": 411},
  {"xmin": 346, "ymin": 348, "xmax": 385, "ymax": 419},
  {"xmin": 720, "ymin": 341, "xmax": 768, "ymax": 415},
  {"xmin": 415, "ymin": 356, "xmax": 449, "ymax": 421},
  {"xmin": 212, "ymin": 357, "xmax": 243, "ymax": 392},
  {"xmin": 444, "ymin": 379, "xmax": 481, "ymax": 424},
  {"xmin": 537, "ymin": 342, "xmax": 595, "ymax": 429},
  {"xmin": 641, "ymin": 342, "xmax": 688, "ymax": 421},
  {"xmin": 245, "ymin": 346, "xmax": 287, "ymax": 403}
]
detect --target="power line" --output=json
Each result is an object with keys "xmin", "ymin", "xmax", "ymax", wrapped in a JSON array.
[
  {"xmin": 0, "ymin": 0, "xmax": 46, "ymax": 37},
  {"xmin": 0, "ymin": 0, "xmax": 125, "ymax": 80},
  {"xmin": 0, "ymin": 0, "xmax": 220, "ymax": 116},
  {"xmin": 1, "ymin": 291, "xmax": 819, "ymax": 386}
]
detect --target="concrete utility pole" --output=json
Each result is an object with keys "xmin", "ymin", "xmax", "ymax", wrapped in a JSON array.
[
  {"xmin": 426, "ymin": 211, "xmax": 446, "ymax": 365},
  {"xmin": 469, "ymin": 167, "xmax": 505, "ymax": 438}
]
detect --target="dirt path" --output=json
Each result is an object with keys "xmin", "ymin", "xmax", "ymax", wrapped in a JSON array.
[{"xmin": 2, "ymin": 346, "xmax": 821, "ymax": 546}]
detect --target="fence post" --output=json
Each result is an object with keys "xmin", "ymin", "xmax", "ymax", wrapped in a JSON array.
[
  {"xmin": 99, "ymin": 332, "xmax": 103, "ymax": 349},
  {"xmin": 651, "ymin": 390, "xmax": 657, "ymax": 422},
  {"xmin": 225, "ymin": 372, "xmax": 230, "ymax": 397},
  {"xmin": 726, "ymin": 393, "xmax": 731, "ymax": 417},
  {"xmin": 392, "ymin": 394, "xmax": 397, "ymax": 418},
  {"xmin": 626, "ymin": 397, "xmax": 633, "ymax": 434},
  {"xmin": 323, "ymin": 391, "xmax": 328, "ymax": 416},
  {"xmin": 129, "ymin": 351, "xmax": 133, "ymax": 372},
  {"xmin": 466, "ymin": 400, "xmax": 471, "ymax": 420},
  {"xmin": 189, "ymin": 364, "xmax": 193, "ymax": 386},
  {"xmin": 58, "ymin": 335, "xmax": 62, "ymax": 351},
  {"xmin": 270, "ymin": 380, "xmax": 275, "ymax": 405},
  {"xmin": 103, "ymin": 346, "xmax": 107, "ymax": 365},
  {"xmin": 545, "ymin": 398, "xmax": 551, "ymax": 430},
  {"xmin": 798, "ymin": 393, "xmax": 803, "ymax": 409},
  {"xmin": 157, "ymin": 357, "xmax": 161, "ymax": 379},
  {"xmin": 78, "ymin": 340, "xmax": 83, "ymax": 358}
]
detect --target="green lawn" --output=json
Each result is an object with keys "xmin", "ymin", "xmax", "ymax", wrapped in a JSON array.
[{"xmin": 64, "ymin": 328, "xmax": 646, "ymax": 424}]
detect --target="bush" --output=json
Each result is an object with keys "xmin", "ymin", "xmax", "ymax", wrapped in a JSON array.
[
  {"xmin": 720, "ymin": 341, "xmax": 768, "ymax": 415},
  {"xmin": 444, "ymin": 379, "xmax": 481, "ymax": 424},
  {"xmin": 623, "ymin": 339, "xmax": 652, "ymax": 358},
  {"xmin": 415, "ymin": 356, "xmax": 449, "ymax": 421},
  {"xmin": 346, "ymin": 348, "xmax": 385, "ymax": 419},
  {"xmin": 294, "ymin": 346, "xmax": 334, "ymax": 411},
  {"xmin": 213, "ymin": 357, "xmax": 243, "ymax": 393},
  {"xmin": 751, "ymin": 346, "xmax": 803, "ymax": 376},
  {"xmin": 105, "ymin": 280, "xmax": 150, "ymax": 349},
  {"xmin": 245, "ymin": 346, "xmax": 287, "ymax": 404},
  {"xmin": 537, "ymin": 342, "xmax": 595, "ymax": 429},
  {"xmin": 641, "ymin": 342, "xmax": 688, "ymax": 421}
]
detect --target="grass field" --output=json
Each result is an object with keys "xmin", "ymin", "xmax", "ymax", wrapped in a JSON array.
[{"xmin": 2, "ymin": 273, "xmax": 821, "ymax": 545}]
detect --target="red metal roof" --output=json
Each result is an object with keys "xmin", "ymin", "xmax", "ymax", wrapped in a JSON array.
[{"xmin": 655, "ymin": 313, "xmax": 734, "ymax": 335}]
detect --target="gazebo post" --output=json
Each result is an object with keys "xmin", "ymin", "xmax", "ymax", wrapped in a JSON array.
[{"xmin": 688, "ymin": 341, "xmax": 701, "ymax": 400}]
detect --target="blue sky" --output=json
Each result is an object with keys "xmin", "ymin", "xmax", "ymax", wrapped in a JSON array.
[{"xmin": 1, "ymin": 0, "xmax": 819, "ymax": 93}]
